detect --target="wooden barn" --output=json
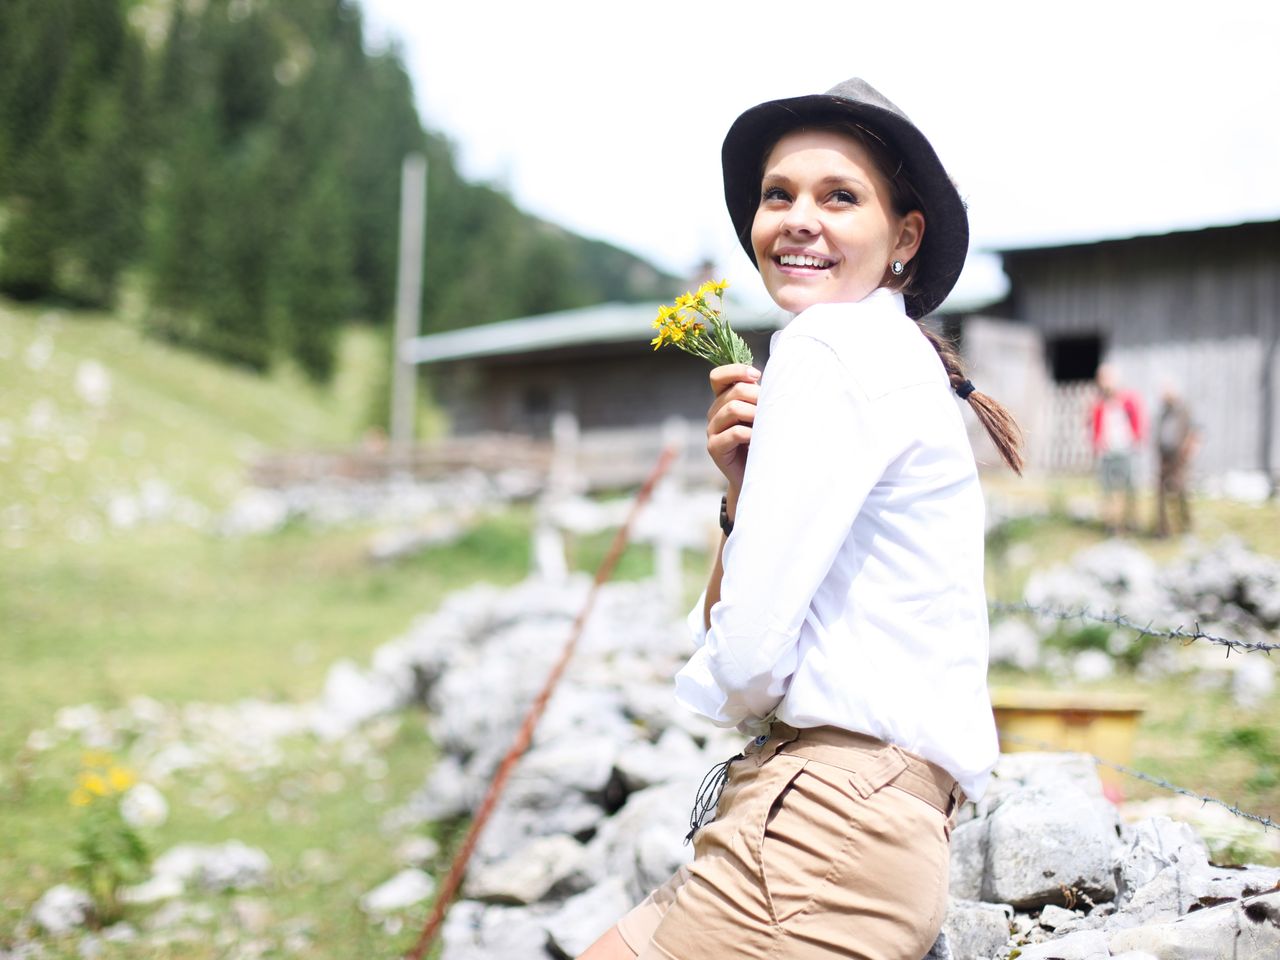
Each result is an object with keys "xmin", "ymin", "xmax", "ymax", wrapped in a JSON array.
[
  {"xmin": 962, "ymin": 219, "xmax": 1280, "ymax": 487},
  {"xmin": 402, "ymin": 299, "xmax": 787, "ymax": 485}
]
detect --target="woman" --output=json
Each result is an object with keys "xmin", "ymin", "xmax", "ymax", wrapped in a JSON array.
[{"xmin": 582, "ymin": 78, "xmax": 1022, "ymax": 960}]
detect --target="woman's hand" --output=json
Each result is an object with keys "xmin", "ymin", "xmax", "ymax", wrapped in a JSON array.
[{"xmin": 706, "ymin": 363, "xmax": 761, "ymax": 493}]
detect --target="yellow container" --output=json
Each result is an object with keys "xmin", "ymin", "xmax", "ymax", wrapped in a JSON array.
[{"xmin": 991, "ymin": 687, "xmax": 1146, "ymax": 790}]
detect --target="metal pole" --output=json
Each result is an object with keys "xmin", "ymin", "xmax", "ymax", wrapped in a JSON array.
[{"xmin": 390, "ymin": 153, "xmax": 426, "ymax": 458}]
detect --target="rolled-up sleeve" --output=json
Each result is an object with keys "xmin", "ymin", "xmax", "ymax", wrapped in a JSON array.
[{"xmin": 674, "ymin": 332, "xmax": 891, "ymax": 727}]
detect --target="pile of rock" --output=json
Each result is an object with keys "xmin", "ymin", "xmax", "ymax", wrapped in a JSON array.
[
  {"xmin": 353, "ymin": 576, "xmax": 1279, "ymax": 960},
  {"xmin": 940, "ymin": 754, "xmax": 1279, "ymax": 958},
  {"xmin": 992, "ymin": 538, "xmax": 1279, "ymax": 702}
]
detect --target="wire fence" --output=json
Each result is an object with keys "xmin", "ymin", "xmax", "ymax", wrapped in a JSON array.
[
  {"xmin": 999, "ymin": 732, "xmax": 1278, "ymax": 833},
  {"xmin": 990, "ymin": 600, "xmax": 1277, "ymax": 833},
  {"xmin": 990, "ymin": 600, "xmax": 1280, "ymax": 656}
]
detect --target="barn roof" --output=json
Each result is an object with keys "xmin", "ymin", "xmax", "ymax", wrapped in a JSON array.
[
  {"xmin": 402, "ymin": 299, "xmax": 787, "ymax": 365},
  {"xmin": 991, "ymin": 216, "xmax": 1280, "ymax": 257}
]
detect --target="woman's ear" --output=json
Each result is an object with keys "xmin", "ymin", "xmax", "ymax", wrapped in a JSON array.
[{"xmin": 894, "ymin": 210, "xmax": 925, "ymax": 264}]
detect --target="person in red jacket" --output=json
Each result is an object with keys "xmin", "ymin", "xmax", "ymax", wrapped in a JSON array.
[{"xmin": 1090, "ymin": 363, "xmax": 1144, "ymax": 534}]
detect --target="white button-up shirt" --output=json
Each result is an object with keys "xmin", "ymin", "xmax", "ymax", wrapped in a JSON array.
[{"xmin": 674, "ymin": 288, "xmax": 1000, "ymax": 800}]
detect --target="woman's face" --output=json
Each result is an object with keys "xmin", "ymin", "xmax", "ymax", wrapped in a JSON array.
[{"xmin": 750, "ymin": 128, "xmax": 923, "ymax": 314}]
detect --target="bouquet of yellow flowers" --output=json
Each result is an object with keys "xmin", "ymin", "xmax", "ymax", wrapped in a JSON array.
[{"xmin": 650, "ymin": 279, "xmax": 754, "ymax": 367}]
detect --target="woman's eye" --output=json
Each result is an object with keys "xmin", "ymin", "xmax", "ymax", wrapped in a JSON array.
[
  {"xmin": 761, "ymin": 186, "xmax": 790, "ymax": 203},
  {"xmin": 830, "ymin": 189, "xmax": 857, "ymax": 204}
]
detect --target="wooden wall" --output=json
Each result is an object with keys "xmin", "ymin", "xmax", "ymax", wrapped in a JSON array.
[{"xmin": 1001, "ymin": 221, "xmax": 1280, "ymax": 479}]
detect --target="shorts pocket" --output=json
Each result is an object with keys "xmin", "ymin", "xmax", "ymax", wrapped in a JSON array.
[
  {"xmin": 759, "ymin": 761, "xmax": 859, "ymax": 924},
  {"xmin": 758, "ymin": 750, "xmax": 912, "ymax": 926}
]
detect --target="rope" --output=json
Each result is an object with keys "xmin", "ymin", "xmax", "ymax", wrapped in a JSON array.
[{"xmin": 403, "ymin": 445, "xmax": 680, "ymax": 960}]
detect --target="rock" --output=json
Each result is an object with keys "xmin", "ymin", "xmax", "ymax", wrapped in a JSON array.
[
  {"xmin": 312, "ymin": 659, "xmax": 408, "ymax": 740},
  {"xmin": 584, "ymin": 780, "xmax": 694, "ymax": 902},
  {"xmin": 542, "ymin": 878, "xmax": 633, "ymax": 958},
  {"xmin": 1013, "ymin": 928, "xmax": 1110, "ymax": 959},
  {"xmin": 940, "ymin": 898, "xmax": 1011, "ymax": 960},
  {"xmin": 1114, "ymin": 816, "xmax": 1209, "ymax": 906},
  {"xmin": 464, "ymin": 835, "xmax": 588, "ymax": 904},
  {"xmin": 395, "ymin": 835, "xmax": 441, "ymax": 867},
  {"xmin": 151, "ymin": 842, "xmax": 272, "ymax": 892},
  {"xmin": 230, "ymin": 897, "xmax": 272, "ymax": 934},
  {"xmin": 990, "ymin": 752, "xmax": 1107, "ymax": 801},
  {"xmin": 982, "ymin": 786, "xmax": 1119, "ymax": 909},
  {"xmin": 359, "ymin": 869, "xmax": 435, "ymax": 915},
  {"xmin": 440, "ymin": 900, "xmax": 554, "ymax": 960},
  {"xmin": 515, "ymin": 736, "xmax": 618, "ymax": 795},
  {"xmin": 1111, "ymin": 859, "xmax": 1280, "ymax": 928},
  {"xmin": 30, "ymin": 885, "xmax": 93, "ymax": 934},
  {"xmin": 118, "ymin": 875, "xmax": 184, "ymax": 905},
  {"xmin": 948, "ymin": 818, "xmax": 988, "ymax": 901},
  {"xmin": 988, "ymin": 618, "xmax": 1041, "ymax": 671},
  {"xmin": 614, "ymin": 726, "xmax": 707, "ymax": 792},
  {"xmin": 921, "ymin": 930, "xmax": 954, "ymax": 960},
  {"xmin": 119, "ymin": 783, "xmax": 168, "ymax": 828},
  {"xmin": 1108, "ymin": 889, "xmax": 1280, "ymax": 959},
  {"xmin": 1038, "ymin": 903, "xmax": 1080, "ymax": 930}
]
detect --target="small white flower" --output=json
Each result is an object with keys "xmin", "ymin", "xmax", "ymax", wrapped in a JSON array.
[{"xmin": 120, "ymin": 783, "xmax": 169, "ymax": 829}]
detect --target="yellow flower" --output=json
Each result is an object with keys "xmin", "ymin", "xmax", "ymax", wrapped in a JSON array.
[
  {"xmin": 70, "ymin": 788, "xmax": 93, "ymax": 807},
  {"xmin": 673, "ymin": 292, "xmax": 697, "ymax": 311},
  {"xmin": 80, "ymin": 772, "xmax": 109, "ymax": 797},
  {"xmin": 707, "ymin": 278, "xmax": 729, "ymax": 297},
  {"xmin": 108, "ymin": 767, "xmax": 136, "ymax": 792}
]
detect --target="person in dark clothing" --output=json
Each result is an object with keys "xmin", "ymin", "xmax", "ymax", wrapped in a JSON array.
[{"xmin": 1154, "ymin": 384, "xmax": 1199, "ymax": 537}]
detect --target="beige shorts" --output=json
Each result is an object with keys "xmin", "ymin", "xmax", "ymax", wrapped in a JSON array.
[{"xmin": 616, "ymin": 723, "xmax": 963, "ymax": 960}]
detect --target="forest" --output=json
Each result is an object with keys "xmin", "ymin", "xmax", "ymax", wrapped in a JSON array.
[{"xmin": 0, "ymin": 0, "xmax": 674, "ymax": 381}]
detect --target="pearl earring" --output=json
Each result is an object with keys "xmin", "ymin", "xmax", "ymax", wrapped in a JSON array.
[{"xmin": 890, "ymin": 260, "xmax": 905, "ymax": 276}]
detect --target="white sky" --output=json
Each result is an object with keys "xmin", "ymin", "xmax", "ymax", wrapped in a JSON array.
[{"xmin": 358, "ymin": 0, "xmax": 1280, "ymax": 308}]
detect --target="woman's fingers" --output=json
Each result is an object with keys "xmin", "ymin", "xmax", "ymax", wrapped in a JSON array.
[
  {"xmin": 707, "ymin": 398, "xmax": 757, "ymax": 436},
  {"xmin": 709, "ymin": 364, "xmax": 761, "ymax": 397}
]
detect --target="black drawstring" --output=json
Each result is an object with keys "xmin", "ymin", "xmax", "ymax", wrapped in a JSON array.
[{"xmin": 685, "ymin": 752, "xmax": 743, "ymax": 843}]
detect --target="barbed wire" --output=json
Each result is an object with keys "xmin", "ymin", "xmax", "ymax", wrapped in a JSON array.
[
  {"xmin": 999, "ymin": 732, "xmax": 1278, "ymax": 833},
  {"xmin": 990, "ymin": 600, "xmax": 1280, "ymax": 656}
]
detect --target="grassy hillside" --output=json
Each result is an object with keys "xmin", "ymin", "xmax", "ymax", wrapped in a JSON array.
[{"xmin": 1, "ymin": 297, "xmax": 386, "ymax": 537}]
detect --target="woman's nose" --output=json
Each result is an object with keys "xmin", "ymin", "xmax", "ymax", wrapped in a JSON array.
[{"xmin": 781, "ymin": 196, "xmax": 819, "ymax": 235}]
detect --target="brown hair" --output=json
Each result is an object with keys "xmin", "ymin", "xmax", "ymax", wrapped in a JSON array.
[{"xmin": 761, "ymin": 120, "xmax": 1025, "ymax": 474}]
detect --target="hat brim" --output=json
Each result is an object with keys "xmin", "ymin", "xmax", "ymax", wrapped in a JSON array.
[{"xmin": 722, "ymin": 93, "xmax": 968, "ymax": 319}]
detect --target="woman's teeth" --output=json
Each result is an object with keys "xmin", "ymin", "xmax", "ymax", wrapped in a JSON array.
[{"xmin": 778, "ymin": 254, "xmax": 833, "ymax": 268}]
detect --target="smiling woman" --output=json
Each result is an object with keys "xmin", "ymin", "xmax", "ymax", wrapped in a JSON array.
[{"xmin": 581, "ymin": 78, "xmax": 1024, "ymax": 960}]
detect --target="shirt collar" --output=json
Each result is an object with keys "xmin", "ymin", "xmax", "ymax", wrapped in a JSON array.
[{"xmin": 780, "ymin": 286, "xmax": 910, "ymax": 328}]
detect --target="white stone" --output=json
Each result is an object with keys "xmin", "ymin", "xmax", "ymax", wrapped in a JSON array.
[
  {"xmin": 948, "ymin": 818, "xmax": 988, "ymax": 902},
  {"xmin": 940, "ymin": 898, "xmax": 1012, "ymax": 960},
  {"xmin": 988, "ymin": 617, "xmax": 1042, "ymax": 671},
  {"xmin": 541, "ymin": 878, "xmax": 633, "ymax": 958},
  {"xmin": 1108, "ymin": 889, "xmax": 1280, "ymax": 959},
  {"xmin": 394, "ymin": 835, "xmax": 440, "ymax": 867},
  {"xmin": 1114, "ymin": 816, "xmax": 1208, "ymax": 906},
  {"xmin": 464, "ymin": 834, "xmax": 587, "ymax": 904},
  {"xmin": 359, "ymin": 868, "xmax": 435, "ymax": 915},
  {"xmin": 1013, "ymin": 928, "xmax": 1110, "ymax": 959},
  {"xmin": 440, "ymin": 900, "xmax": 554, "ymax": 960},
  {"xmin": 1038, "ymin": 903, "xmax": 1080, "ymax": 930},
  {"xmin": 983, "ymin": 786, "xmax": 1119, "ymax": 909},
  {"xmin": 120, "ymin": 783, "xmax": 168, "ymax": 828},
  {"xmin": 118, "ymin": 875, "xmax": 184, "ymax": 905},
  {"xmin": 30, "ymin": 885, "xmax": 93, "ymax": 934},
  {"xmin": 151, "ymin": 841, "xmax": 271, "ymax": 891}
]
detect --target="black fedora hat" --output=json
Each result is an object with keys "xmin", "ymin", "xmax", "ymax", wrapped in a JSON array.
[{"xmin": 721, "ymin": 78, "xmax": 968, "ymax": 319}]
